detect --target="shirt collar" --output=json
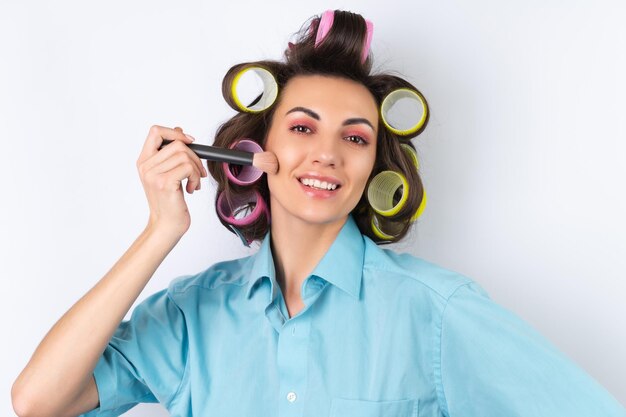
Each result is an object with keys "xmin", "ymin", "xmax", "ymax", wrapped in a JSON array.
[{"xmin": 245, "ymin": 215, "xmax": 364, "ymax": 301}]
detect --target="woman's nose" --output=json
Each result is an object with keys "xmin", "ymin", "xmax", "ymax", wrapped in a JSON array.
[{"xmin": 311, "ymin": 136, "xmax": 340, "ymax": 167}]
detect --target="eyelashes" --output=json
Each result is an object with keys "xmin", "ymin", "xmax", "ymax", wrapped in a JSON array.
[
  {"xmin": 290, "ymin": 124, "xmax": 311, "ymax": 134},
  {"xmin": 288, "ymin": 124, "xmax": 369, "ymax": 146}
]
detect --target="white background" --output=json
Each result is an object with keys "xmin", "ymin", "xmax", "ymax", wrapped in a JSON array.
[{"xmin": 1, "ymin": 0, "xmax": 624, "ymax": 415}]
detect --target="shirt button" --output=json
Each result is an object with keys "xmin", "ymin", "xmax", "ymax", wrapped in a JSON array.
[{"xmin": 286, "ymin": 391, "xmax": 297, "ymax": 402}]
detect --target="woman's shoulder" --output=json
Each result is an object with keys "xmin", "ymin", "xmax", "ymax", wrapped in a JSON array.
[
  {"xmin": 166, "ymin": 254, "xmax": 256, "ymax": 296},
  {"xmin": 362, "ymin": 237, "xmax": 482, "ymax": 302}
]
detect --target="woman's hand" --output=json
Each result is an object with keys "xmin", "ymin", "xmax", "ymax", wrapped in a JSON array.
[
  {"xmin": 11, "ymin": 127, "xmax": 206, "ymax": 417},
  {"xmin": 136, "ymin": 125, "xmax": 208, "ymax": 238}
]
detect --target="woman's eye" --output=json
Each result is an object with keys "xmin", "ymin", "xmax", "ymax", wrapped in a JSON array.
[
  {"xmin": 346, "ymin": 135, "xmax": 367, "ymax": 145},
  {"xmin": 289, "ymin": 124, "xmax": 367, "ymax": 145},
  {"xmin": 290, "ymin": 125, "xmax": 311, "ymax": 134}
]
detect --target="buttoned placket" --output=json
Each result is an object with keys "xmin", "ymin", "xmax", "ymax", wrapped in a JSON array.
[{"xmin": 263, "ymin": 276, "xmax": 327, "ymax": 417}]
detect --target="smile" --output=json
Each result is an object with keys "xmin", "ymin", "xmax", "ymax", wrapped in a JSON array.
[{"xmin": 298, "ymin": 177, "xmax": 339, "ymax": 191}]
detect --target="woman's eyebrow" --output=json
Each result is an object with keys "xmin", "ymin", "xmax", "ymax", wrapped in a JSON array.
[{"xmin": 285, "ymin": 106, "xmax": 375, "ymax": 131}]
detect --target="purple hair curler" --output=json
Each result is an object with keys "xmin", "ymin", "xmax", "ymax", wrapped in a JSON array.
[{"xmin": 222, "ymin": 139, "xmax": 264, "ymax": 185}]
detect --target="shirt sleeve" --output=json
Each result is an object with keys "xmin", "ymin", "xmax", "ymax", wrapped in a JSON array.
[
  {"xmin": 435, "ymin": 281, "xmax": 626, "ymax": 417},
  {"xmin": 78, "ymin": 287, "xmax": 189, "ymax": 417}
]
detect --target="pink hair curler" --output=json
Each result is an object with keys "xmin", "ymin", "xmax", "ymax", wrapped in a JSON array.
[
  {"xmin": 217, "ymin": 188, "xmax": 270, "ymax": 228},
  {"xmin": 315, "ymin": 10, "xmax": 335, "ymax": 47},
  {"xmin": 222, "ymin": 139, "xmax": 264, "ymax": 185},
  {"xmin": 314, "ymin": 10, "xmax": 373, "ymax": 64},
  {"xmin": 361, "ymin": 19, "xmax": 374, "ymax": 64}
]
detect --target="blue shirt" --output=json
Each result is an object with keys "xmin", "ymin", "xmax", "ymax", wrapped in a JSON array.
[{"xmin": 81, "ymin": 215, "xmax": 625, "ymax": 417}]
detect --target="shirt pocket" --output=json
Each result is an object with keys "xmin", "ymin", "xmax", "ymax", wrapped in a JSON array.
[{"xmin": 329, "ymin": 397, "xmax": 418, "ymax": 417}]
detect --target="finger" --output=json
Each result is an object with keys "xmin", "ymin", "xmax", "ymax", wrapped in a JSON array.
[
  {"xmin": 137, "ymin": 125, "xmax": 194, "ymax": 165},
  {"xmin": 140, "ymin": 139, "xmax": 207, "ymax": 179},
  {"xmin": 157, "ymin": 162, "xmax": 199, "ymax": 194},
  {"xmin": 145, "ymin": 153, "xmax": 203, "ymax": 193}
]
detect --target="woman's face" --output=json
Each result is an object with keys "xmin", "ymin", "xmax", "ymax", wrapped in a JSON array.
[{"xmin": 264, "ymin": 74, "xmax": 378, "ymax": 228}]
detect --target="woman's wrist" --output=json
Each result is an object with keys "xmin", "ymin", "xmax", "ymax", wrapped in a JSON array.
[
  {"xmin": 146, "ymin": 214, "xmax": 190, "ymax": 238},
  {"xmin": 143, "ymin": 219, "xmax": 188, "ymax": 248}
]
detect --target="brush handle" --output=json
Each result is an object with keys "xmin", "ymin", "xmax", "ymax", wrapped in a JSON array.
[{"xmin": 159, "ymin": 139, "xmax": 254, "ymax": 166}]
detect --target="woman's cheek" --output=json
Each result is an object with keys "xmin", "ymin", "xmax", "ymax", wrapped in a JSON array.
[{"xmin": 277, "ymin": 143, "xmax": 303, "ymax": 170}]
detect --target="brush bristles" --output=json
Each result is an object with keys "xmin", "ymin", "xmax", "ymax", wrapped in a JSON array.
[{"xmin": 252, "ymin": 151, "xmax": 279, "ymax": 175}]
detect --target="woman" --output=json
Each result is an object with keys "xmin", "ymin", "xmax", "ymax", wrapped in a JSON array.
[{"xmin": 12, "ymin": 9, "xmax": 625, "ymax": 417}]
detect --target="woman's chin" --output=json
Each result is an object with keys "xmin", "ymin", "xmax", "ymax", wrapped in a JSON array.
[{"xmin": 283, "ymin": 209, "xmax": 349, "ymax": 227}]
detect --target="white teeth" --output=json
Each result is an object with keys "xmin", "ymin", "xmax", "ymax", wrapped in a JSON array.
[{"xmin": 299, "ymin": 178, "xmax": 338, "ymax": 190}]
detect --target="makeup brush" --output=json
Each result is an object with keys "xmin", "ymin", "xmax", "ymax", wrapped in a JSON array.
[{"xmin": 159, "ymin": 139, "xmax": 278, "ymax": 175}]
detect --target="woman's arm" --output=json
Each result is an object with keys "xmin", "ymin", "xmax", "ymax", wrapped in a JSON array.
[
  {"xmin": 436, "ymin": 281, "xmax": 626, "ymax": 416},
  {"xmin": 11, "ymin": 125, "xmax": 207, "ymax": 417},
  {"xmin": 11, "ymin": 226, "xmax": 182, "ymax": 417}
]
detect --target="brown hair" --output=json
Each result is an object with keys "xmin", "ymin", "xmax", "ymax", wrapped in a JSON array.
[{"xmin": 207, "ymin": 10, "xmax": 429, "ymax": 245}]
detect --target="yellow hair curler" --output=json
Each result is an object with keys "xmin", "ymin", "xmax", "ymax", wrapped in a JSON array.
[
  {"xmin": 230, "ymin": 66, "xmax": 278, "ymax": 113},
  {"xmin": 400, "ymin": 143, "xmax": 420, "ymax": 170},
  {"xmin": 380, "ymin": 88, "xmax": 428, "ymax": 137},
  {"xmin": 371, "ymin": 215, "xmax": 395, "ymax": 240},
  {"xmin": 367, "ymin": 170, "xmax": 409, "ymax": 217},
  {"xmin": 410, "ymin": 189, "xmax": 427, "ymax": 221}
]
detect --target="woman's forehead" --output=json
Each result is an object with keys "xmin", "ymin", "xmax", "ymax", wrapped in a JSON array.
[{"xmin": 278, "ymin": 74, "xmax": 378, "ymax": 119}]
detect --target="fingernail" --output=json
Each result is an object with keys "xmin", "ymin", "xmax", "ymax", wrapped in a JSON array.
[{"xmin": 185, "ymin": 133, "xmax": 195, "ymax": 142}]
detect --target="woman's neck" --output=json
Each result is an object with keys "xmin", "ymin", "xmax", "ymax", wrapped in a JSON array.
[{"xmin": 269, "ymin": 213, "xmax": 347, "ymax": 302}]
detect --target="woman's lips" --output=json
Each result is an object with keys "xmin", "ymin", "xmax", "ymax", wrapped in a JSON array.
[{"xmin": 296, "ymin": 178, "xmax": 340, "ymax": 199}]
